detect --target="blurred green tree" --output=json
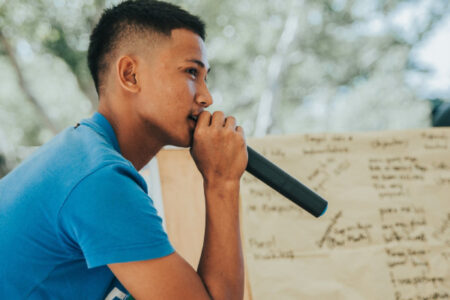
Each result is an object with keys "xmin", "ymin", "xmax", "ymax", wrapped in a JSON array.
[{"xmin": 0, "ymin": 0, "xmax": 449, "ymax": 175}]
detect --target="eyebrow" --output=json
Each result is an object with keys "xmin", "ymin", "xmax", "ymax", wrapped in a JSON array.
[{"xmin": 186, "ymin": 59, "xmax": 211, "ymax": 73}]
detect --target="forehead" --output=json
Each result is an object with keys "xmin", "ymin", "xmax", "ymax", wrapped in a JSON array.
[{"xmin": 154, "ymin": 29, "xmax": 209, "ymax": 68}]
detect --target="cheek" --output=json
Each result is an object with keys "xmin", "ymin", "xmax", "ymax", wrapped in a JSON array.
[
  {"xmin": 171, "ymin": 79, "xmax": 196, "ymax": 102},
  {"xmin": 186, "ymin": 80, "xmax": 196, "ymax": 98},
  {"xmin": 140, "ymin": 71, "xmax": 196, "ymax": 110}
]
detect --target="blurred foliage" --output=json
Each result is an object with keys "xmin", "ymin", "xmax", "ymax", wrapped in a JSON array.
[{"xmin": 0, "ymin": 0, "xmax": 449, "ymax": 176}]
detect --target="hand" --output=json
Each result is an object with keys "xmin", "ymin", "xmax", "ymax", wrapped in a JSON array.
[{"xmin": 190, "ymin": 111, "xmax": 248, "ymax": 184}]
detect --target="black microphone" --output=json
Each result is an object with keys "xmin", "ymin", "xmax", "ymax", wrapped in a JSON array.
[{"xmin": 245, "ymin": 146, "xmax": 328, "ymax": 218}]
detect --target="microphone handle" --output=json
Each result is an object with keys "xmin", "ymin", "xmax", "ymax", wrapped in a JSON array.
[{"xmin": 245, "ymin": 146, "xmax": 328, "ymax": 218}]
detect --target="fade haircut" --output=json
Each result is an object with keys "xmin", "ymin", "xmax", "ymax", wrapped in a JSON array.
[{"xmin": 87, "ymin": 0, "xmax": 206, "ymax": 95}]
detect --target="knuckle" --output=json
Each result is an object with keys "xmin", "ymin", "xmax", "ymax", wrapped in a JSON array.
[
  {"xmin": 196, "ymin": 127, "xmax": 205, "ymax": 136},
  {"xmin": 225, "ymin": 124, "xmax": 235, "ymax": 131},
  {"xmin": 211, "ymin": 128, "xmax": 222, "ymax": 138},
  {"xmin": 220, "ymin": 128, "xmax": 230, "ymax": 137},
  {"xmin": 200, "ymin": 111, "xmax": 211, "ymax": 118},
  {"xmin": 213, "ymin": 111, "xmax": 224, "ymax": 117},
  {"xmin": 239, "ymin": 134, "xmax": 246, "ymax": 144}
]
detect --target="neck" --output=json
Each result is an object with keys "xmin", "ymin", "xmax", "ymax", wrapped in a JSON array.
[{"xmin": 98, "ymin": 98, "xmax": 164, "ymax": 171}]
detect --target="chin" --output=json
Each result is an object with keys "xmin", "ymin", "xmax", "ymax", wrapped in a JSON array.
[
  {"xmin": 163, "ymin": 124, "xmax": 194, "ymax": 148},
  {"xmin": 177, "ymin": 140, "xmax": 191, "ymax": 148},
  {"xmin": 168, "ymin": 134, "xmax": 192, "ymax": 148},
  {"xmin": 181, "ymin": 129, "xmax": 195, "ymax": 148}
]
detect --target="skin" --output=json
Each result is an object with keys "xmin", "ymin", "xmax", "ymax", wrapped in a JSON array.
[{"xmin": 99, "ymin": 28, "xmax": 248, "ymax": 300}]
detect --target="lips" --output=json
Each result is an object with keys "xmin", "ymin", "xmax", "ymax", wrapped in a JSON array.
[
  {"xmin": 187, "ymin": 115, "xmax": 197, "ymax": 130},
  {"xmin": 188, "ymin": 115, "xmax": 198, "ymax": 122}
]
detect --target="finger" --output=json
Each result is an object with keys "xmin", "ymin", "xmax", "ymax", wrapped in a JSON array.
[
  {"xmin": 224, "ymin": 116, "xmax": 236, "ymax": 130},
  {"xmin": 196, "ymin": 111, "xmax": 212, "ymax": 127},
  {"xmin": 236, "ymin": 125, "xmax": 245, "ymax": 136},
  {"xmin": 211, "ymin": 111, "xmax": 225, "ymax": 128}
]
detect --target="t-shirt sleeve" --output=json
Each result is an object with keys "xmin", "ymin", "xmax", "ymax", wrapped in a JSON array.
[{"xmin": 58, "ymin": 163, "xmax": 175, "ymax": 268}]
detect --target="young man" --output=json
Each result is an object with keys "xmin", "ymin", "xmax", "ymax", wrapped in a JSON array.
[{"xmin": 0, "ymin": 1, "xmax": 247, "ymax": 299}]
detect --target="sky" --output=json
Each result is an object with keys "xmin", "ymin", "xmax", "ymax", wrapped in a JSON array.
[
  {"xmin": 386, "ymin": 0, "xmax": 450, "ymax": 99},
  {"xmin": 413, "ymin": 15, "xmax": 450, "ymax": 98}
]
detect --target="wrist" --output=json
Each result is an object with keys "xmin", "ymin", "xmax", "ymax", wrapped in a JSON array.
[
  {"xmin": 203, "ymin": 177, "xmax": 240, "ymax": 190},
  {"xmin": 203, "ymin": 178, "xmax": 240, "ymax": 210}
]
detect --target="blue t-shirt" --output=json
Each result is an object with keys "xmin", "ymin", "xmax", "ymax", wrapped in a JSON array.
[{"xmin": 0, "ymin": 112, "xmax": 175, "ymax": 299}]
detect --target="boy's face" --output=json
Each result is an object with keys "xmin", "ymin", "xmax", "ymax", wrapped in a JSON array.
[{"xmin": 134, "ymin": 28, "xmax": 212, "ymax": 147}]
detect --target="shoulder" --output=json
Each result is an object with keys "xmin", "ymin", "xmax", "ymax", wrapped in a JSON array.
[
  {"xmin": 68, "ymin": 161, "xmax": 148, "ymax": 205},
  {"xmin": 58, "ymin": 160, "xmax": 171, "ymax": 269},
  {"xmin": 59, "ymin": 122, "xmax": 146, "ymax": 191}
]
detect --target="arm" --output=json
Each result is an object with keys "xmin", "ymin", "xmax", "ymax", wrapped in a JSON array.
[
  {"xmin": 109, "ymin": 111, "xmax": 247, "ymax": 300},
  {"xmin": 197, "ymin": 179, "xmax": 244, "ymax": 299}
]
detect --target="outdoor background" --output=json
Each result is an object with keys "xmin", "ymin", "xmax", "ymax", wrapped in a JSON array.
[{"xmin": 0, "ymin": 0, "xmax": 449, "ymax": 177}]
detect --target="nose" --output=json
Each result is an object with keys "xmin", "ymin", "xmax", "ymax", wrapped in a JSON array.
[{"xmin": 195, "ymin": 82, "xmax": 213, "ymax": 108}]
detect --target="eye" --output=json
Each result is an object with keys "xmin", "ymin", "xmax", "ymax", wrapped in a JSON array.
[{"xmin": 186, "ymin": 68, "xmax": 198, "ymax": 79}]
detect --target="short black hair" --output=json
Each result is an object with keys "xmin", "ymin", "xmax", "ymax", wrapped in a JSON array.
[{"xmin": 87, "ymin": 0, "xmax": 206, "ymax": 95}]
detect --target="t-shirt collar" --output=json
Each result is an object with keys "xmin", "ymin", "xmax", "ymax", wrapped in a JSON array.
[{"xmin": 81, "ymin": 112, "xmax": 121, "ymax": 154}]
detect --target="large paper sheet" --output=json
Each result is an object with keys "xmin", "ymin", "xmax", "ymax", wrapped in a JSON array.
[
  {"xmin": 156, "ymin": 149, "xmax": 254, "ymax": 300},
  {"xmin": 241, "ymin": 128, "xmax": 450, "ymax": 300}
]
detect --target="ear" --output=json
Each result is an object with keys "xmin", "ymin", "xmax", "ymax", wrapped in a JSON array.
[{"xmin": 116, "ymin": 55, "xmax": 140, "ymax": 93}]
